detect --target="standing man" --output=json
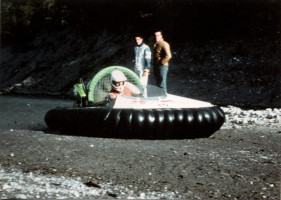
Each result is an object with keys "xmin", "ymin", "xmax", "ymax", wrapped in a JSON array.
[
  {"xmin": 153, "ymin": 29, "xmax": 172, "ymax": 93},
  {"xmin": 134, "ymin": 34, "xmax": 151, "ymax": 97}
]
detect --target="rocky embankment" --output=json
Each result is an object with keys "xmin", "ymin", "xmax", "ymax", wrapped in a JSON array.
[{"xmin": 1, "ymin": 0, "xmax": 280, "ymax": 109}]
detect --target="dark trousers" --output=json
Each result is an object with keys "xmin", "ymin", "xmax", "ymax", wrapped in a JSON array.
[{"xmin": 153, "ymin": 65, "xmax": 169, "ymax": 93}]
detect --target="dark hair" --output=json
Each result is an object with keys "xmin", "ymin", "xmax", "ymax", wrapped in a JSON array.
[
  {"xmin": 154, "ymin": 29, "xmax": 163, "ymax": 35},
  {"xmin": 135, "ymin": 33, "xmax": 144, "ymax": 39}
]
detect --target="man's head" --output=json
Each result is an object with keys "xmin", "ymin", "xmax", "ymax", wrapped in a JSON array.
[
  {"xmin": 154, "ymin": 29, "xmax": 163, "ymax": 42},
  {"xmin": 110, "ymin": 70, "xmax": 127, "ymax": 92},
  {"xmin": 135, "ymin": 34, "xmax": 144, "ymax": 46}
]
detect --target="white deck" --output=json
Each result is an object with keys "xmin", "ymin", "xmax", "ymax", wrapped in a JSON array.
[{"xmin": 113, "ymin": 94, "xmax": 214, "ymax": 109}]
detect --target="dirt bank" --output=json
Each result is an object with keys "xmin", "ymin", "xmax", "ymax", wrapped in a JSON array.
[{"xmin": 1, "ymin": 0, "xmax": 280, "ymax": 109}]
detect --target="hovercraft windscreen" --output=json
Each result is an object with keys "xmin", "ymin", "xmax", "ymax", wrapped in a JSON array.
[{"xmin": 87, "ymin": 66, "xmax": 142, "ymax": 105}]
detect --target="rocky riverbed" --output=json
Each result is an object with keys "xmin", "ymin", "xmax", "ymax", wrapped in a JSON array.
[{"xmin": 0, "ymin": 96, "xmax": 280, "ymax": 199}]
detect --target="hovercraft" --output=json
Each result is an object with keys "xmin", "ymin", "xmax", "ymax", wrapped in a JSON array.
[{"xmin": 45, "ymin": 66, "xmax": 225, "ymax": 139}]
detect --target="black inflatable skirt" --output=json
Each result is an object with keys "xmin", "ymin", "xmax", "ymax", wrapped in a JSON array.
[{"xmin": 45, "ymin": 106, "xmax": 225, "ymax": 139}]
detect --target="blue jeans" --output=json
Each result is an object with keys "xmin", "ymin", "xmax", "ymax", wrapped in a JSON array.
[{"xmin": 154, "ymin": 65, "xmax": 169, "ymax": 93}]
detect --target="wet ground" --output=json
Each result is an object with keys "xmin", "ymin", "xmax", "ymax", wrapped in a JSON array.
[{"xmin": 0, "ymin": 95, "xmax": 280, "ymax": 199}]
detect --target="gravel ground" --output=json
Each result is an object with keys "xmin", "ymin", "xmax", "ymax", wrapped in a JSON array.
[{"xmin": 0, "ymin": 95, "xmax": 280, "ymax": 199}]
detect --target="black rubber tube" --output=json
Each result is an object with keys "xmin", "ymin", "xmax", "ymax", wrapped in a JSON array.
[{"xmin": 45, "ymin": 106, "xmax": 225, "ymax": 139}]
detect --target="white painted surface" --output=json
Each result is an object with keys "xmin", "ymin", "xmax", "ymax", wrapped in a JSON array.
[{"xmin": 113, "ymin": 94, "xmax": 213, "ymax": 109}]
